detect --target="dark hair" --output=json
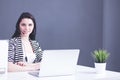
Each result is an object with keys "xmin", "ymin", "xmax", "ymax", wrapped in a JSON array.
[{"xmin": 12, "ymin": 12, "xmax": 36, "ymax": 40}]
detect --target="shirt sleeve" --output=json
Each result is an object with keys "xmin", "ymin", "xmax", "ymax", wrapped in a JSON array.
[{"xmin": 8, "ymin": 39, "xmax": 15, "ymax": 62}]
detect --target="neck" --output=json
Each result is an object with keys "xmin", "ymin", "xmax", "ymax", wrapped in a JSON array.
[{"xmin": 21, "ymin": 36, "xmax": 29, "ymax": 41}]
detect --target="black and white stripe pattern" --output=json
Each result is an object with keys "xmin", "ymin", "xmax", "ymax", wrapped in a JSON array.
[{"xmin": 8, "ymin": 37, "xmax": 43, "ymax": 64}]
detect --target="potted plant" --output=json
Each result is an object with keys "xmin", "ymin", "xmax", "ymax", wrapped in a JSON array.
[{"xmin": 92, "ymin": 49, "xmax": 110, "ymax": 74}]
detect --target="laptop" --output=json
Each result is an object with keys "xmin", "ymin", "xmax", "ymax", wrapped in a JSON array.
[
  {"xmin": 29, "ymin": 49, "xmax": 80, "ymax": 77},
  {"xmin": 0, "ymin": 40, "xmax": 8, "ymax": 76}
]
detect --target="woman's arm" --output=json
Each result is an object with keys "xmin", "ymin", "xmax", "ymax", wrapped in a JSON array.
[{"xmin": 8, "ymin": 62, "xmax": 40, "ymax": 72}]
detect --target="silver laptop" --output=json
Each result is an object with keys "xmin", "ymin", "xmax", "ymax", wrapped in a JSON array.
[{"xmin": 29, "ymin": 49, "xmax": 80, "ymax": 77}]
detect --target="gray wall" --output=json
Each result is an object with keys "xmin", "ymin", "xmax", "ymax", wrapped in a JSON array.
[
  {"xmin": 103, "ymin": 0, "xmax": 120, "ymax": 72},
  {"xmin": 0, "ymin": 0, "xmax": 119, "ymax": 72}
]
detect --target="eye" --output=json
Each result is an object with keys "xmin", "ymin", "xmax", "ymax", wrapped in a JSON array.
[
  {"xmin": 21, "ymin": 23, "xmax": 26, "ymax": 26},
  {"xmin": 29, "ymin": 24, "xmax": 32, "ymax": 26}
]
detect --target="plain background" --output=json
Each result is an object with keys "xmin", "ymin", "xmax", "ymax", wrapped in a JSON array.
[{"xmin": 0, "ymin": 0, "xmax": 120, "ymax": 72}]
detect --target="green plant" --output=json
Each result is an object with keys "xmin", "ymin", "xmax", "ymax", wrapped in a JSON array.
[{"xmin": 92, "ymin": 49, "xmax": 110, "ymax": 63}]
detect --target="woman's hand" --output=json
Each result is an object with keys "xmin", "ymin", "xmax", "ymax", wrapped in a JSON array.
[
  {"xmin": 15, "ymin": 62, "xmax": 40, "ymax": 71},
  {"xmin": 16, "ymin": 62, "xmax": 27, "ymax": 66},
  {"xmin": 26, "ymin": 63, "xmax": 40, "ymax": 70}
]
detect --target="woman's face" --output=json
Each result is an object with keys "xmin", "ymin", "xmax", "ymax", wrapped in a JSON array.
[{"xmin": 19, "ymin": 18, "xmax": 34, "ymax": 37}]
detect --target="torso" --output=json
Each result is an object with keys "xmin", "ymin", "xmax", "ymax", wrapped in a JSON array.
[
  {"xmin": 22, "ymin": 39, "xmax": 35, "ymax": 63},
  {"xmin": 8, "ymin": 37, "xmax": 42, "ymax": 63}
]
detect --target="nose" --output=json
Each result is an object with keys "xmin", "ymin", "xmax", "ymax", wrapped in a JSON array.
[{"xmin": 25, "ymin": 25, "xmax": 29, "ymax": 30}]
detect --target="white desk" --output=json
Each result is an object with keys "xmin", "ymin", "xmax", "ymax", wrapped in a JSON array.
[{"xmin": 1, "ymin": 65, "xmax": 120, "ymax": 80}]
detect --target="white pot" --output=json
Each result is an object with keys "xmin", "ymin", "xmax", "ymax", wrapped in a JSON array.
[{"xmin": 95, "ymin": 63, "xmax": 106, "ymax": 74}]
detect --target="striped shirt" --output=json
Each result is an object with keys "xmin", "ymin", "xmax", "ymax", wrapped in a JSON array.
[{"xmin": 8, "ymin": 37, "xmax": 43, "ymax": 64}]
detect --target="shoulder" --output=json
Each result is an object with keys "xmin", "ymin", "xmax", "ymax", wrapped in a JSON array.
[
  {"xmin": 9, "ymin": 37, "xmax": 21, "ymax": 44},
  {"xmin": 31, "ymin": 40, "xmax": 39, "ymax": 44},
  {"xmin": 30, "ymin": 40, "xmax": 40, "ymax": 46},
  {"xmin": 9, "ymin": 37, "xmax": 21, "ymax": 42},
  {"xmin": 30, "ymin": 40, "xmax": 42, "ymax": 49}
]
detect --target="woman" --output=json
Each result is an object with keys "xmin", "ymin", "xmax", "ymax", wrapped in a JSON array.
[{"xmin": 8, "ymin": 12, "xmax": 42, "ymax": 72}]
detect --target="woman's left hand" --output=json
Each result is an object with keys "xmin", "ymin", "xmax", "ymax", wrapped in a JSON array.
[{"xmin": 16, "ymin": 62, "xmax": 27, "ymax": 66}]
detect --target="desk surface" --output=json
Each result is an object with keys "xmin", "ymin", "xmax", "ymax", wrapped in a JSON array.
[{"xmin": 1, "ymin": 65, "xmax": 120, "ymax": 80}]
